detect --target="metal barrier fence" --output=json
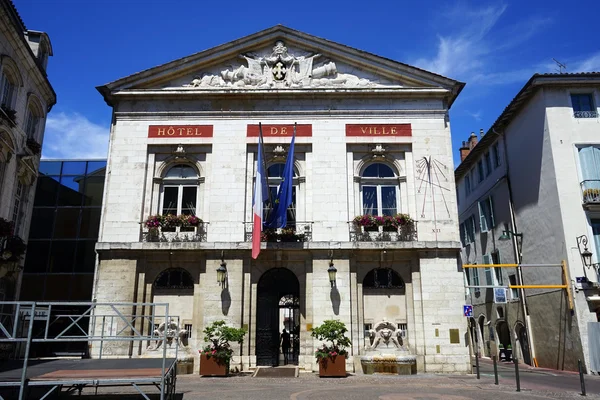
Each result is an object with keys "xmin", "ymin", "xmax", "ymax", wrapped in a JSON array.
[{"xmin": 0, "ymin": 301, "xmax": 177, "ymax": 400}]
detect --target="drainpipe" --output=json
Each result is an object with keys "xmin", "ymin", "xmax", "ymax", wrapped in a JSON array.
[{"xmin": 493, "ymin": 126, "xmax": 537, "ymax": 367}]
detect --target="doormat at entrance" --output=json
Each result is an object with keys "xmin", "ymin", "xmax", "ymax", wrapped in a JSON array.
[{"xmin": 253, "ymin": 366, "xmax": 298, "ymax": 378}]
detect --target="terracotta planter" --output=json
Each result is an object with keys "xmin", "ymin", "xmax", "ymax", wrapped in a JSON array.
[
  {"xmin": 199, "ymin": 354, "xmax": 228, "ymax": 376},
  {"xmin": 318, "ymin": 354, "xmax": 346, "ymax": 377}
]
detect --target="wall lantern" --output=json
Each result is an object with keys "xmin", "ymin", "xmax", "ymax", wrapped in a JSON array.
[
  {"xmin": 498, "ymin": 230, "xmax": 522, "ymax": 241},
  {"xmin": 328, "ymin": 251, "xmax": 337, "ymax": 287},
  {"xmin": 576, "ymin": 235, "xmax": 597, "ymax": 270},
  {"xmin": 217, "ymin": 251, "xmax": 227, "ymax": 285}
]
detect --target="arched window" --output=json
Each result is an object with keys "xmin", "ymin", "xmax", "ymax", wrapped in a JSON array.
[
  {"xmin": 360, "ymin": 163, "xmax": 398, "ymax": 216},
  {"xmin": 154, "ymin": 268, "xmax": 194, "ymax": 289},
  {"xmin": 25, "ymin": 97, "xmax": 43, "ymax": 140},
  {"xmin": 0, "ymin": 71, "xmax": 16, "ymax": 110},
  {"xmin": 363, "ymin": 268, "xmax": 404, "ymax": 289},
  {"xmin": 161, "ymin": 164, "xmax": 199, "ymax": 231},
  {"xmin": 265, "ymin": 163, "xmax": 297, "ymax": 227}
]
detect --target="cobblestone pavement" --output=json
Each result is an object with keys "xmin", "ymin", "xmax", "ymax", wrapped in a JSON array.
[{"xmin": 73, "ymin": 372, "xmax": 600, "ymax": 399}]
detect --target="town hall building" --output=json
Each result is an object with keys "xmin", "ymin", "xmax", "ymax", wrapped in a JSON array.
[{"xmin": 94, "ymin": 26, "xmax": 468, "ymax": 373}]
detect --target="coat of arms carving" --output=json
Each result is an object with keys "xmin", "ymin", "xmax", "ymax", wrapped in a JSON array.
[{"xmin": 185, "ymin": 41, "xmax": 379, "ymax": 89}]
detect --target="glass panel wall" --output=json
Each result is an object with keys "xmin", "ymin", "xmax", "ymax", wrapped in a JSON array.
[{"xmin": 22, "ymin": 160, "xmax": 106, "ymax": 301}]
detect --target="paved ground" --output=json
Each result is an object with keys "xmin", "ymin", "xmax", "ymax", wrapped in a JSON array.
[{"xmin": 62, "ymin": 367, "xmax": 600, "ymax": 399}]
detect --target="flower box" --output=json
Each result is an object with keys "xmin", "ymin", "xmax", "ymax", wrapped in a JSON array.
[
  {"xmin": 261, "ymin": 227, "xmax": 305, "ymax": 242},
  {"xmin": 318, "ymin": 354, "xmax": 346, "ymax": 377},
  {"xmin": 199, "ymin": 354, "xmax": 228, "ymax": 376}
]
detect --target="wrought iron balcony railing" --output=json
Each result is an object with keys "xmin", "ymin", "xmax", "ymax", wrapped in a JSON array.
[
  {"xmin": 574, "ymin": 110, "xmax": 598, "ymax": 118},
  {"xmin": 349, "ymin": 221, "xmax": 418, "ymax": 242},
  {"xmin": 244, "ymin": 222, "xmax": 313, "ymax": 242},
  {"xmin": 141, "ymin": 222, "xmax": 208, "ymax": 242},
  {"xmin": 581, "ymin": 180, "xmax": 600, "ymax": 204}
]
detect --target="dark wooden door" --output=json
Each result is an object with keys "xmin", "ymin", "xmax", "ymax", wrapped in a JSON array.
[{"xmin": 256, "ymin": 292, "xmax": 279, "ymax": 366}]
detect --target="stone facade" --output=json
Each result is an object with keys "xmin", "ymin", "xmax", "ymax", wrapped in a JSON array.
[
  {"xmin": 94, "ymin": 26, "xmax": 468, "ymax": 373},
  {"xmin": 0, "ymin": 0, "xmax": 56, "ymax": 302},
  {"xmin": 455, "ymin": 73, "xmax": 600, "ymax": 372}
]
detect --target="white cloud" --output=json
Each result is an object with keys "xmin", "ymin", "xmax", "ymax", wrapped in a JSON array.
[
  {"xmin": 568, "ymin": 52, "xmax": 600, "ymax": 72},
  {"xmin": 412, "ymin": 4, "xmax": 551, "ymax": 84},
  {"xmin": 42, "ymin": 112, "xmax": 109, "ymax": 159},
  {"xmin": 465, "ymin": 110, "xmax": 482, "ymax": 121}
]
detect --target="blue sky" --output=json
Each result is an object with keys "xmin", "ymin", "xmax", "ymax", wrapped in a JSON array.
[{"xmin": 14, "ymin": 0, "xmax": 600, "ymax": 165}]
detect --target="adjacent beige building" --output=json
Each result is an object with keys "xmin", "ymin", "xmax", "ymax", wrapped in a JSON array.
[
  {"xmin": 94, "ymin": 26, "xmax": 469, "ymax": 373},
  {"xmin": 456, "ymin": 73, "xmax": 600, "ymax": 373},
  {"xmin": 0, "ymin": 0, "xmax": 56, "ymax": 302}
]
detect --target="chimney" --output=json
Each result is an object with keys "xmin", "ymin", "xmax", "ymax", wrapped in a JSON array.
[
  {"xmin": 459, "ymin": 140, "xmax": 470, "ymax": 162},
  {"xmin": 468, "ymin": 132, "xmax": 478, "ymax": 150},
  {"xmin": 479, "ymin": 128, "xmax": 484, "ymax": 139},
  {"xmin": 459, "ymin": 132, "xmax": 479, "ymax": 162}
]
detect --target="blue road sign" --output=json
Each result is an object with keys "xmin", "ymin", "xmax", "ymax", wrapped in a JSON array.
[{"xmin": 463, "ymin": 305, "xmax": 473, "ymax": 317}]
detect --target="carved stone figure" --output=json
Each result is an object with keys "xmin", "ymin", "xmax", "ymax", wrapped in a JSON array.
[
  {"xmin": 367, "ymin": 318, "xmax": 405, "ymax": 351},
  {"xmin": 148, "ymin": 318, "xmax": 188, "ymax": 350},
  {"xmin": 184, "ymin": 41, "xmax": 379, "ymax": 89}
]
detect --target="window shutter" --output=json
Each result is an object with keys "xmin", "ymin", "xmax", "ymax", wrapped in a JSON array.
[
  {"xmin": 478, "ymin": 202, "xmax": 487, "ymax": 232},
  {"xmin": 488, "ymin": 197, "xmax": 495, "ymax": 228}
]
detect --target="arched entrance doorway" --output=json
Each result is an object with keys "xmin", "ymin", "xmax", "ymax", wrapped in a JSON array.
[
  {"xmin": 496, "ymin": 320, "xmax": 511, "ymax": 361},
  {"xmin": 256, "ymin": 268, "xmax": 300, "ymax": 366}
]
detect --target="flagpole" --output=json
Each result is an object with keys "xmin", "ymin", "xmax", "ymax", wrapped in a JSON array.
[{"xmin": 258, "ymin": 123, "xmax": 272, "ymax": 221}]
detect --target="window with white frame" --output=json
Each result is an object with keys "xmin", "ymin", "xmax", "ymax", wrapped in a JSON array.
[
  {"xmin": 464, "ymin": 215, "xmax": 476, "ymax": 244},
  {"xmin": 0, "ymin": 72, "xmax": 16, "ymax": 110},
  {"xmin": 492, "ymin": 143, "xmax": 501, "ymax": 168},
  {"xmin": 571, "ymin": 93, "xmax": 597, "ymax": 118},
  {"xmin": 360, "ymin": 163, "xmax": 399, "ymax": 216},
  {"xmin": 508, "ymin": 274, "xmax": 519, "ymax": 299},
  {"xmin": 477, "ymin": 160, "xmax": 485, "ymax": 183},
  {"xmin": 478, "ymin": 196, "xmax": 495, "ymax": 232},
  {"xmin": 578, "ymin": 146, "xmax": 600, "ymax": 199},
  {"xmin": 25, "ymin": 105, "xmax": 41, "ymax": 140},
  {"xmin": 483, "ymin": 254, "xmax": 494, "ymax": 285},
  {"xmin": 465, "ymin": 174, "xmax": 471, "ymax": 197},
  {"xmin": 12, "ymin": 182, "xmax": 24, "ymax": 235},
  {"xmin": 160, "ymin": 164, "xmax": 199, "ymax": 232},
  {"xmin": 264, "ymin": 163, "xmax": 297, "ymax": 227},
  {"xmin": 484, "ymin": 152, "xmax": 492, "ymax": 177},
  {"xmin": 472, "ymin": 266, "xmax": 480, "ymax": 294},
  {"xmin": 492, "ymin": 250, "xmax": 503, "ymax": 285}
]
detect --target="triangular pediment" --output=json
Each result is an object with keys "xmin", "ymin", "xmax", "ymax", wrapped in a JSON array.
[{"xmin": 98, "ymin": 26, "xmax": 464, "ymax": 104}]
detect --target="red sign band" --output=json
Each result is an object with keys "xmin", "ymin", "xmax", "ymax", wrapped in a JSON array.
[
  {"xmin": 346, "ymin": 124, "xmax": 411, "ymax": 137},
  {"xmin": 247, "ymin": 124, "xmax": 312, "ymax": 137},
  {"xmin": 148, "ymin": 125, "xmax": 214, "ymax": 138}
]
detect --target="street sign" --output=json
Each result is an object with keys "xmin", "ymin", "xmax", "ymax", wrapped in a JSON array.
[
  {"xmin": 494, "ymin": 288, "xmax": 507, "ymax": 304},
  {"xmin": 463, "ymin": 305, "xmax": 473, "ymax": 317}
]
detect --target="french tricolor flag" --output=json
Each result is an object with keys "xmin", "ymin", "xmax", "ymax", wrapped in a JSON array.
[{"xmin": 252, "ymin": 125, "xmax": 269, "ymax": 259}]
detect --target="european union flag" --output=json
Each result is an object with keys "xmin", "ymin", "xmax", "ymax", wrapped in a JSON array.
[{"xmin": 265, "ymin": 127, "xmax": 295, "ymax": 228}]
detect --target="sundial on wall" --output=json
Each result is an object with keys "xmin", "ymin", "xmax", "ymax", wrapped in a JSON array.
[{"xmin": 416, "ymin": 156, "xmax": 452, "ymax": 222}]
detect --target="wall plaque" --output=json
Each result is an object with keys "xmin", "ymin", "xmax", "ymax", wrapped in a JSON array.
[
  {"xmin": 148, "ymin": 125, "xmax": 213, "ymax": 138},
  {"xmin": 345, "ymin": 124, "xmax": 411, "ymax": 137},
  {"xmin": 247, "ymin": 124, "xmax": 312, "ymax": 137}
]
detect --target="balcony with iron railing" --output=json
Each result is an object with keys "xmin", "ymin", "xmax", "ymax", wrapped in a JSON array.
[
  {"xmin": 244, "ymin": 222, "xmax": 313, "ymax": 243},
  {"xmin": 574, "ymin": 110, "xmax": 598, "ymax": 119},
  {"xmin": 141, "ymin": 220, "xmax": 209, "ymax": 243},
  {"xmin": 581, "ymin": 181, "xmax": 600, "ymax": 207},
  {"xmin": 349, "ymin": 214, "xmax": 417, "ymax": 242}
]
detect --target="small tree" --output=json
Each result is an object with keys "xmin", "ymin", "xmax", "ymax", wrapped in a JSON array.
[
  {"xmin": 311, "ymin": 319, "xmax": 351, "ymax": 361},
  {"xmin": 201, "ymin": 320, "xmax": 246, "ymax": 367}
]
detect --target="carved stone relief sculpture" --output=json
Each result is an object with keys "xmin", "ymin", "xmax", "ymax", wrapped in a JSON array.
[
  {"xmin": 367, "ymin": 318, "xmax": 406, "ymax": 351},
  {"xmin": 185, "ymin": 41, "xmax": 380, "ymax": 89}
]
